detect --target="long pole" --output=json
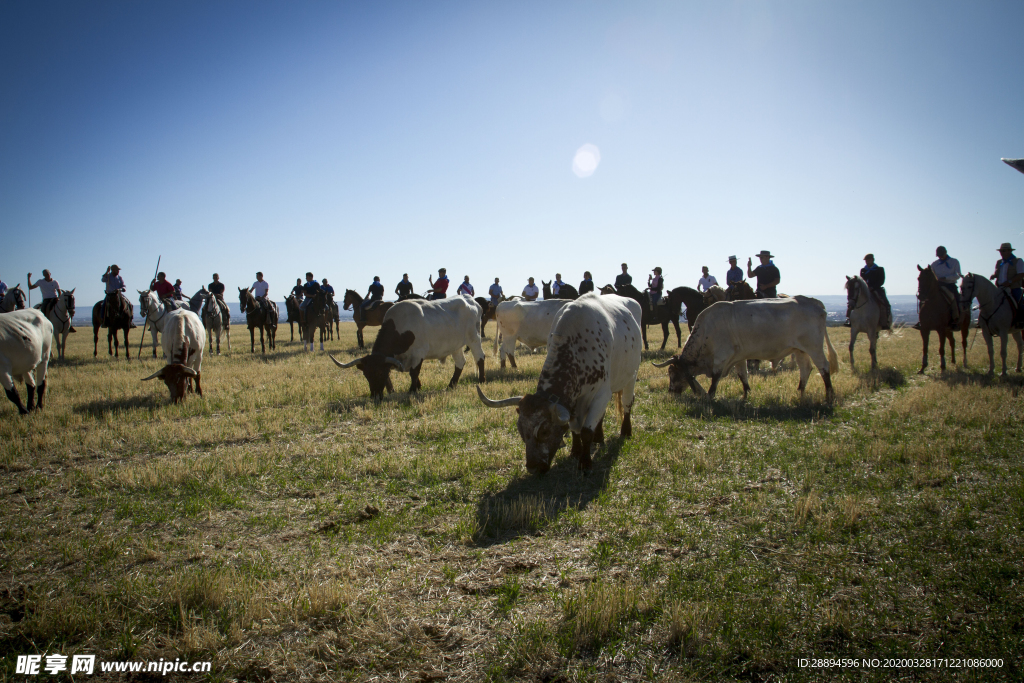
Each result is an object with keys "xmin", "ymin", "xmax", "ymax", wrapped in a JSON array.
[{"xmin": 138, "ymin": 256, "xmax": 161, "ymax": 359}]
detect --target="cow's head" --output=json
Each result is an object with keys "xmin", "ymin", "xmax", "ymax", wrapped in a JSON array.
[
  {"xmin": 652, "ymin": 356, "xmax": 700, "ymax": 394},
  {"xmin": 328, "ymin": 353, "xmax": 403, "ymax": 400},
  {"xmin": 142, "ymin": 363, "xmax": 198, "ymax": 402},
  {"xmin": 477, "ymin": 387, "xmax": 570, "ymax": 474}
]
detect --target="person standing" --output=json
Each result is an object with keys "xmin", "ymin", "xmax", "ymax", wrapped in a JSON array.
[
  {"xmin": 725, "ymin": 256, "xmax": 744, "ymax": 288},
  {"xmin": 428, "ymin": 268, "xmax": 449, "ymax": 300},
  {"xmin": 991, "ymin": 242, "xmax": 1024, "ymax": 326},
  {"xmin": 362, "ymin": 276, "xmax": 384, "ymax": 309},
  {"xmin": 579, "ymin": 271, "xmax": 594, "ymax": 295},
  {"xmin": 747, "ymin": 251, "xmax": 780, "ymax": 298},
  {"xmin": 930, "ymin": 246, "xmax": 962, "ymax": 325},
  {"xmin": 648, "ymin": 267, "xmax": 664, "ymax": 305},
  {"xmin": 615, "ymin": 263, "xmax": 631, "ymax": 289},
  {"xmin": 522, "ymin": 277, "xmax": 539, "ymax": 301},
  {"xmin": 27, "ymin": 269, "xmax": 61, "ymax": 317},
  {"xmin": 395, "ymin": 274, "xmax": 415, "ymax": 300},
  {"xmin": 488, "ymin": 278, "xmax": 503, "ymax": 305},
  {"xmin": 697, "ymin": 266, "xmax": 718, "ymax": 293}
]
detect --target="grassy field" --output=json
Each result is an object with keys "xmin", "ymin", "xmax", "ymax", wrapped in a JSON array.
[{"xmin": 1, "ymin": 321, "xmax": 1022, "ymax": 682}]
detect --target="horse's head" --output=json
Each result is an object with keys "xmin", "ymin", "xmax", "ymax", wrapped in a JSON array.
[
  {"xmin": 8, "ymin": 285, "xmax": 27, "ymax": 310},
  {"xmin": 138, "ymin": 289, "xmax": 158, "ymax": 316},
  {"xmin": 343, "ymin": 289, "xmax": 359, "ymax": 310},
  {"xmin": 959, "ymin": 273, "xmax": 976, "ymax": 308},
  {"xmin": 64, "ymin": 289, "xmax": 76, "ymax": 318},
  {"xmin": 916, "ymin": 265, "xmax": 937, "ymax": 299}
]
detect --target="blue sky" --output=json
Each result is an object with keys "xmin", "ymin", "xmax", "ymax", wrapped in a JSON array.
[{"xmin": 1, "ymin": 0, "xmax": 1021, "ymax": 301}]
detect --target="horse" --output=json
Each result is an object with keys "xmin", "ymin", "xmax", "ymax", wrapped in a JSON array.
[
  {"xmin": 541, "ymin": 281, "xmax": 580, "ymax": 300},
  {"xmin": 139, "ymin": 290, "xmax": 189, "ymax": 358},
  {"xmin": 202, "ymin": 290, "xmax": 231, "ymax": 354},
  {"xmin": 845, "ymin": 275, "xmax": 886, "ymax": 371},
  {"xmin": 660, "ymin": 286, "xmax": 707, "ymax": 346},
  {"xmin": 93, "ymin": 292, "xmax": 133, "ymax": 360},
  {"xmin": 284, "ymin": 294, "xmax": 302, "ymax": 341},
  {"xmin": 42, "ymin": 289, "xmax": 75, "ymax": 360},
  {"xmin": 186, "ymin": 288, "xmax": 207, "ymax": 314},
  {"xmin": 916, "ymin": 265, "xmax": 959, "ymax": 373},
  {"xmin": 1, "ymin": 285, "xmax": 27, "ymax": 313},
  {"xmin": 238, "ymin": 288, "xmax": 278, "ymax": 353},
  {"xmin": 343, "ymin": 289, "xmax": 393, "ymax": 349},
  {"xmin": 960, "ymin": 273, "xmax": 1023, "ymax": 376},
  {"xmin": 301, "ymin": 289, "xmax": 329, "ymax": 351},
  {"xmin": 614, "ymin": 284, "xmax": 682, "ymax": 351},
  {"xmin": 329, "ymin": 298, "xmax": 341, "ymax": 340}
]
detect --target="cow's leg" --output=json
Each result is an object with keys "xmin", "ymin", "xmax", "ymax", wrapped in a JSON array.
[
  {"xmin": 570, "ymin": 431, "xmax": 583, "ymax": 460},
  {"xmin": 577, "ymin": 427, "xmax": 595, "ymax": 471},
  {"xmin": 919, "ymin": 329, "xmax": 929, "ymax": 374},
  {"xmin": 194, "ymin": 371, "xmax": 202, "ymax": 397},
  {"xmin": 26, "ymin": 385, "xmax": 36, "ymax": 411},
  {"xmin": 732, "ymin": 362, "xmax": 751, "ymax": 400},
  {"xmin": 507, "ymin": 348, "xmax": 517, "ymax": 369},
  {"xmin": 449, "ymin": 346, "xmax": 467, "ymax": 388},
  {"xmin": 795, "ymin": 352, "xmax": 813, "ymax": 399},
  {"xmin": 595, "ymin": 415, "xmax": 605, "ymax": 445},
  {"xmin": 4, "ymin": 386, "xmax": 28, "ymax": 415},
  {"xmin": 477, "ymin": 358, "xmax": 485, "ymax": 382},
  {"xmin": 35, "ymin": 380, "xmax": 46, "ymax": 410},
  {"xmin": 410, "ymin": 361, "xmax": 424, "ymax": 392},
  {"xmin": 385, "ymin": 375, "xmax": 395, "ymax": 393}
]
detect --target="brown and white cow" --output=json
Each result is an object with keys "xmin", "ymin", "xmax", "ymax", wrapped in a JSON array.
[
  {"xmin": 653, "ymin": 296, "xmax": 839, "ymax": 400},
  {"xmin": 140, "ymin": 309, "xmax": 206, "ymax": 403},
  {"xmin": 329, "ymin": 295, "xmax": 486, "ymax": 399},
  {"xmin": 477, "ymin": 293, "xmax": 643, "ymax": 474}
]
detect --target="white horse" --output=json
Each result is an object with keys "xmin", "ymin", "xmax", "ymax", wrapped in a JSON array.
[
  {"xmin": 138, "ymin": 290, "xmax": 189, "ymax": 358},
  {"xmin": 201, "ymin": 290, "xmax": 230, "ymax": 354},
  {"xmin": 960, "ymin": 273, "xmax": 1023, "ymax": 376},
  {"xmin": 43, "ymin": 289, "xmax": 76, "ymax": 360},
  {"xmin": 844, "ymin": 275, "xmax": 886, "ymax": 371},
  {"xmin": 1, "ymin": 285, "xmax": 27, "ymax": 313},
  {"xmin": 137, "ymin": 290, "xmax": 178, "ymax": 360}
]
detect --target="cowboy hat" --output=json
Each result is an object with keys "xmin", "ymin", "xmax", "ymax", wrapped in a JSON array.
[
  {"xmin": 727, "ymin": 255, "xmax": 737, "ymax": 262},
  {"xmin": 756, "ymin": 250, "xmax": 774, "ymax": 258},
  {"xmin": 998, "ymin": 242, "xmax": 1014, "ymax": 251}
]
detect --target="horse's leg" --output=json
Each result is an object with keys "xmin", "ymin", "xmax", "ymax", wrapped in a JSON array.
[
  {"xmin": 660, "ymin": 320, "xmax": 668, "ymax": 351},
  {"xmin": 289, "ymin": 321, "xmax": 294, "ymax": 342},
  {"xmin": 938, "ymin": 330, "xmax": 948, "ymax": 372},
  {"xmin": 93, "ymin": 324, "xmax": 99, "ymax": 357},
  {"xmin": 673, "ymin": 319, "xmax": 682, "ymax": 348},
  {"xmin": 848, "ymin": 328, "xmax": 858, "ymax": 372},
  {"xmin": 1014, "ymin": 330, "xmax": 1023, "ymax": 373},
  {"xmin": 919, "ymin": 329, "xmax": 929, "ymax": 374},
  {"xmin": 357, "ymin": 325, "xmax": 364, "ymax": 349},
  {"xmin": 868, "ymin": 328, "xmax": 878, "ymax": 370},
  {"xmin": 250, "ymin": 325, "xmax": 256, "ymax": 353},
  {"xmin": 961, "ymin": 317, "xmax": 970, "ymax": 368},
  {"xmin": 984, "ymin": 329, "xmax": 995, "ymax": 375},
  {"xmin": 123, "ymin": 328, "xmax": 130, "ymax": 361},
  {"xmin": 999, "ymin": 331, "xmax": 1008, "ymax": 377},
  {"xmin": 260, "ymin": 326, "xmax": 266, "ymax": 354},
  {"xmin": 108, "ymin": 328, "xmax": 115, "ymax": 357},
  {"xmin": 947, "ymin": 328, "xmax": 957, "ymax": 367}
]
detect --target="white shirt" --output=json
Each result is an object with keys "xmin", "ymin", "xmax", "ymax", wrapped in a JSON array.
[
  {"xmin": 552, "ymin": 280, "xmax": 564, "ymax": 294},
  {"xmin": 457, "ymin": 282, "xmax": 474, "ymax": 296},
  {"xmin": 33, "ymin": 278, "xmax": 60, "ymax": 299},
  {"xmin": 996, "ymin": 257, "xmax": 1024, "ymax": 287},
  {"xmin": 698, "ymin": 275, "xmax": 718, "ymax": 292},
  {"xmin": 251, "ymin": 280, "xmax": 269, "ymax": 297},
  {"xmin": 931, "ymin": 257, "xmax": 962, "ymax": 283},
  {"xmin": 522, "ymin": 284, "xmax": 539, "ymax": 299}
]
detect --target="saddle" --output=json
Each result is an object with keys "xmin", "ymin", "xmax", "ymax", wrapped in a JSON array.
[
  {"xmin": 363, "ymin": 300, "xmax": 383, "ymax": 311},
  {"xmin": 870, "ymin": 288, "xmax": 892, "ymax": 330},
  {"xmin": 104, "ymin": 292, "xmax": 133, "ymax": 327}
]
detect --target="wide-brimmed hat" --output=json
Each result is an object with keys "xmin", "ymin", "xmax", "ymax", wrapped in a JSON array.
[
  {"xmin": 727, "ymin": 255, "xmax": 737, "ymax": 262},
  {"xmin": 864, "ymin": 253, "xmax": 874, "ymax": 260},
  {"xmin": 998, "ymin": 242, "xmax": 1014, "ymax": 251},
  {"xmin": 756, "ymin": 250, "xmax": 774, "ymax": 258},
  {"xmin": 110, "ymin": 264, "xmax": 120, "ymax": 270}
]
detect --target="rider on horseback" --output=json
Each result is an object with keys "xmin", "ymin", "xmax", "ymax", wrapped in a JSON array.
[
  {"xmin": 28, "ymin": 269, "xmax": 61, "ymax": 317},
  {"xmin": 101, "ymin": 265, "xmax": 135, "ymax": 328},
  {"xmin": 991, "ymin": 242, "xmax": 1024, "ymax": 328},
  {"xmin": 579, "ymin": 271, "xmax": 595, "ymax": 295},
  {"xmin": 857, "ymin": 254, "xmax": 892, "ymax": 330},
  {"xmin": 150, "ymin": 272, "xmax": 176, "ymax": 307},
  {"xmin": 428, "ymin": 268, "xmax": 449, "ymax": 300},
  {"xmin": 725, "ymin": 256, "xmax": 744, "ymax": 296},
  {"xmin": 648, "ymin": 267, "xmax": 664, "ymax": 305},
  {"xmin": 747, "ymin": 251, "xmax": 780, "ymax": 298},
  {"xmin": 249, "ymin": 272, "xmax": 270, "ymax": 314},
  {"xmin": 930, "ymin": 246, "xmax": 962, "ymax": 326},
  {"xmin": 395, "ymin": 274, "xmax": 415, "ymax": 300},
  {"xmin": 362, "ymin": 277, "xmax": 384, "ymax": 309},
  {"xmin": 208, "ymin": 273, "xmax": 230, "ymax": 327},
  {"xmin": 300, "ymin": 272, "xmax": 321, "ymax": 317}
]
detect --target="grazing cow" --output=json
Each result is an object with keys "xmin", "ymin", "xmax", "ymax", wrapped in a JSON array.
[
  {"xmin": 652, "ymin": 296, "xmax": 839, "ymax": 400},
  {"xmin": 0, "ymin": 310, "xmax": 53, "ymax": 414},
  {"xmin": 140, "ymin": 309, "xmax": 205, "ymax": 402},
  {"xmin": 492, "ymin": 299, "xmax": 569, "ymax": 368},
  {"xmin": 328, "ymin": 296, "xmax": 486, "ymax": 399},
  {"xmin": 477, "ymin": 293, "xmax": 643, "ymax": 474}
]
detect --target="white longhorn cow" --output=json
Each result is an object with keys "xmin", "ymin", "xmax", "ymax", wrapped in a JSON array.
[
  {"xmin": 653, "ymin": 296, "xmax": 839, "ymax": 400},
  {"xmin": 0, "ymin": 309, "xmax": 53, "ymax": 414},
  {"xmin": 329, "ymin": 295, "xmax": 486, "ymax": 399},
  {"xmin": 478, "ymin": 293, "xmax": 643, "ymax": 474},
  {"xmin": 492, "ymin": 299, "xmax": 570, "ymax": 368}
]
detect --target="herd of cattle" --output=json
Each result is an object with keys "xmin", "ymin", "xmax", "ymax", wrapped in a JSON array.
[{"xmin": 1, "ymin": 282, "xmax": 842, "ymax": 472}]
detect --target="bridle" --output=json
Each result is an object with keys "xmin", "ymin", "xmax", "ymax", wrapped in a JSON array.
[
  {"xmin": 964, "ymin": 273, "xmax": 1008, "ymax": 330},
  {"xmin": 143, "ymin": 293, "xmax": 168, "ymax": 326},
  {"xmin": 50, "ymin": 292, "xmax": 74, "ymax": 327},
  {"xmin": 847, "ymin": 278, "xmax": 869, "ymax": 312}
]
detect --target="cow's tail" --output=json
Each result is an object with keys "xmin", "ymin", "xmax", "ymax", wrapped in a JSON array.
[
  {"xmin": 614, "ymin": 391, "xmax": 623, "ymax": 419},
  {"xmin": 824, "ymin": 327, "xmax": 840, "ymax": 374},
  {"xmin": 493, "ymin": 320, "xmax": 501, "ymax": 357}
]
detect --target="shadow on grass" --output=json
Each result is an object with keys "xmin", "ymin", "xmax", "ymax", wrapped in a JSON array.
[
  {"xmin": 671, "ymin": 394, "xmax": 835, "ymax": 422},
  {"xmin": 74, "ymin": 394, "xmax": 165, "ymax": 417},
  {"xmin": 472, "ymin": 436, "xmax": 624, "ymax": 547},
  {"xmin": 934, "ymin": 368, "xmax": 1024, "ymax": 390},
  {"xmin": 855, "ymin": 366, "xmax": 907, "ymax": 391}
]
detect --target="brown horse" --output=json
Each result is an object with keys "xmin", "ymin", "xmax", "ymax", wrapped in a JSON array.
[
  {"xmin": 343, "ymin": 289, "xmax": 393, "ymax": 349},
  {"xmin": 92, "ymin": 293, "xmax": 133, "ymax": 360},
  {"xmin": 238, "ymin": 288, "xmax": 278, "ymax": 353},
  {"xmin": 301, "ymin": 289, "xmax": 330, "ymax": 351},
  {"xmin": 284, "ymin": 294, "xmax": 301, "ymax": 341},
  {"xmin": 916, "ymin": 265, "xmax": 958, "ymax": 373}
]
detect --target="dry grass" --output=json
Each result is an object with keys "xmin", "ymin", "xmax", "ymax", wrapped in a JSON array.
[{"xmin": 1, "ymin": 323, "xmax": 1022, "ymax": 681}]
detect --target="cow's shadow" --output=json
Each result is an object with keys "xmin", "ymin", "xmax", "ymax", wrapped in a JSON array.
[
  {"xmin": 74, "ymin": 395, "xmax": 165, "ymax": 417},
  {"xmin": 472, "ymin": 436, "xmax": 624, "ymax": 547},
  {"xmin": 673, "ymin": 394, "xmax": 835, "ymax": 422},
  {"xmin": 934, "ymin": 368, "xmax": 1024, "ymax": 390}
]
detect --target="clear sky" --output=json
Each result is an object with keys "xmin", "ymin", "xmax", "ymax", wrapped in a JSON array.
[{"xmin": 1, "ymin": 0, "xmax": 1021, "ymax": 301}]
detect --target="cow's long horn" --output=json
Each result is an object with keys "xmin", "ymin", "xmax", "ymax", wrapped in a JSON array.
[
  {"xmin": 328, "ymin": 353, "xmax": 363, "ymax": 369},
  {"xmin": 140, "ymin": 368, "xmax": 165, "ymax": 381},
  {"xmin": 651, "ymin": 358, "xmax": 675, "ymax": 368},
  {"xmin": 476, "ymin": 385, "xmax": 523, "ymax": 408},
  {"xmin": 385, "ymin": 357, "xmax": 404, "ymax": 370},
  {"xmin": 180, "ymin": 366, "xmax": 198, "ymax": 377}
]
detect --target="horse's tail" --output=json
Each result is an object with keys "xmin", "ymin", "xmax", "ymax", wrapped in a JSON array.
[{"xmin": 824, "ymin": 327, "xmax": 840, "ymax": 374}]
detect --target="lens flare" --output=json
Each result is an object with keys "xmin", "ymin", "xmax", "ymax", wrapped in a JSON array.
[{"xmin": 572, "ymin": 144, "xmax": 601, "ymax": 178}]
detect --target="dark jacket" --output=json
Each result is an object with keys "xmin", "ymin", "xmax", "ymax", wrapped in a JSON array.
[
  {"xmin": 860, "ymin": 264, "xmax": 885, "ymax": 290},
  {"xmin": 579, "ymin": 279, "xmax": 595, "ymax": 295}
]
